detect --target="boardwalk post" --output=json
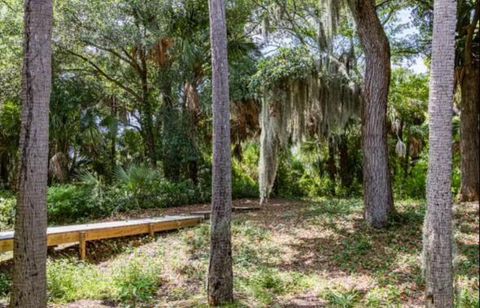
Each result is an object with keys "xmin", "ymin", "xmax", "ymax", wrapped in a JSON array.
[
  {"xmin": 148, "ymin": 223, "xmax": 154, "ymax": 237},
  {"xmin": 79, "ymin": 232, "xmax": 86, "ymax": 260}
]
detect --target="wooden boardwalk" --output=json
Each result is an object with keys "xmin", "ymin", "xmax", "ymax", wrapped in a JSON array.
[{"xmin": 0, "ymin": 215, "xmax": 203, "ymax": 259}]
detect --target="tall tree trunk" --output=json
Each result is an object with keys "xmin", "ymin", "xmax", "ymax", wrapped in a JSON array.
[
  {"xmin": 140, "ymin": 61, "xmax": 157, "ymax": 168},
  {"xmin": 207, "ymin": 0, "xmax": 234, "ymax": 305},
  {"xmin": 459, "ymin": 2, "xmax": 480, "ymax": 201},
  {"xmin": 422, "ymin": 0, "xmax": 457, "ymax": 306},
  {"xmin": 161, "ymin": 81, "xmax": 183, "ymax": 182},
  {"xmin": 110, "ymin": 97, "xmax": 118, "ymax": 180},
  {"xmin": 348, "ymin": 0, "xmax": 394, "ymax": 228},
  {"xmin": 327, "ymin": 137, "xmax": 337, "ymax": 195},
  {"xmin": 338, "ymin": 134, "xmax": 353, "ymax": 188},
  {"xmin": 460, "ymin": 64, "xmax": 480, "ymax": 201},
  {"xmin": 11, "ymin": 0, "xmax": 52, "ymax": 307}
]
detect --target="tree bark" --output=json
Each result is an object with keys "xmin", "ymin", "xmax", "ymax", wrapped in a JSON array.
[
  {"xmin": 207, "ymin": 0, "xmax": 234, "ymax": 305},
  {"xmin": 422, "ymin": 0, "xmax": 457, "ymax": 306},
  {"xmin": 348, "ymin": 0, "xmax": 394, "ymax": 228},
  {"xmin": 10, "ymin": 0, "xmax": 52, "ymax": 307},
  {"xmin": 327, "ymin": 137, "xmax": 337, "ymax": 195},
  {"xmin": 338, "ymin": 134, "xmax": 353, "ymax": 188},
  {"xmin": 460, "ymin": 64, "xmax": 480, "ymax": 201},
  {"xmin": 459, "ymin": 2, "xmax": 480, "ymax": 201},
  {"xmin": 140, "ymin": 52, "xmax": 157, "ymax": 168}
]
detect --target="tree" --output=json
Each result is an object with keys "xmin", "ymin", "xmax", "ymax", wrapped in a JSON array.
[
  {"xmin": 408, "ymin": 0, "xmax": 479, "ymax": 201},
  {"xmin": 207, "ymin": 0, "xmax": 234, "ymax": 305},
  {"xmin": 347, "ymin": 0, "xmax": 395, "ymax": 228},
  {"xmin": 422, "ymin": 0, "xmax": 457, "ymax": 306},
  {"xmin": 10, "ymin": 0, "xmax": 53, "ymax": 307},
  {"xmin": 458, "ymin": 0, "xmax": 479, "ymax": 202}
]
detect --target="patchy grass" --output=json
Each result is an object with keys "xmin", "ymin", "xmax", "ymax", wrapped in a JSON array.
[{"xmin": 0, "ymin": 198, "xmax": 478, "ymax": 307}]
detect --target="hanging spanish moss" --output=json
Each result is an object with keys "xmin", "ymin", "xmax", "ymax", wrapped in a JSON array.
[{"xmin": 258, "ymin": 60, "xmax": 361, "ymax": 204}]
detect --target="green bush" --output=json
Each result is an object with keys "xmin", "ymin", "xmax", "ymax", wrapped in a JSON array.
[
  {"xmin": 47, "ymin": 259, "xmax": 110, "ymax": 303},
  {"xmin": 321, "ymin": 287, "xmax": 360, "ymax": 308},
  {"xmin": 394, "ymin": 158, "xmax": 428, "ymax": 199},
  {"xmin": 48, "ymin": 185, "xmax": 103, "ymax": 224},
  {"xmin": 113, "ymin": 259, "xmax": 162, "ymax": 305},
  {"xmin": 457, "ymin": 288, "xmax": 479, "ymax": 308},
  {"xmin": 232, "ymin": 164, "xmax": 258, "ymax": 198},
  {"xmin": 274, "ymin": 155, "xmax": 307, "ymax": 198},
  {"xmin": 113, "ymin": 165, "xmax": 203, "ymax": 210},
  {"xmin": 0, "ymin": 191, "xmax": 15, "ymax": 230},
  {"xmin": 248, "ymin": 268, "xmax": 286, "ymax": 304},
  {"xmin": 0, "ymin": 272, "xmax": 11, "ymax": 297}
]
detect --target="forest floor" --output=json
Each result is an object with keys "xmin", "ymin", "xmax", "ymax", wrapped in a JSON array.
[{"xmin": 0, "ymin": 198, "xmax": 478, "ymax": 307}]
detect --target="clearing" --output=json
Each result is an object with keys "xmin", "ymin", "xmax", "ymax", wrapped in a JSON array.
[{"xmin": 0, "ymin": 198, "xmax": 478, "ymax": 307}]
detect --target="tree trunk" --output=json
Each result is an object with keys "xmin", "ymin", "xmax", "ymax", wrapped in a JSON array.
[
  {"xmin": 10, "ymin": 0, "xmax": 52, "ymax": 307},
  {"xmin": 338, "ymin": 134, "xmax": 353, "ymax": 188},
  {"xmin": 459, "ymin": 2, "xmax": 480, "ymax": 201},
  {"xmin": 422, "ymin": 0, "xmax": 457, "ymax": 306},
  {"xmin": 110, "ymin": 97, "xmax": 118, "ymax": 180},
  {"xmin": 460, "ymin": 64, "xmax": 480, "ymax": 201},
  {"xmin": 207, "ymin": 0, "xmax": 234, "ymax": 305},
  {"xmin": 348, "ymin": 0, "xmax": 394, "ymax": 228},
  {"xmin": 161, "ymin": 84, "xmax": 182, "ymax": 182},
  {"xmin": 140, "ymin": 60, "xmax": 157, "ymax": 168},
  {"xmin": 327, "ymin": 137, "xmax": 337, "ymax": 195}
]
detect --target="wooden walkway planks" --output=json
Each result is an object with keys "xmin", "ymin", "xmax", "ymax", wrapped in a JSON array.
[{"xmin": 0, "ymin": 215, "xmax": 204, "ymax": 259}]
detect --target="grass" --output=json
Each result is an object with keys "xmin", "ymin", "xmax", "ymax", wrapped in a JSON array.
[{"xmin": 0, "ymin": 198, "xmax": 478, "ymax": 307}]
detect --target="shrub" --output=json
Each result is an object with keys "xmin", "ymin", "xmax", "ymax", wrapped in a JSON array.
[
  {"xmin": 394, "ymin": 158, "xmax": 427, "ymax": 199},
  {"xmin": 274, "ymin": 155, "xmax": 307, "ymax": 198},
  {"xmin": 47, "ymin": 185, "xmax": 103, "ymax": 224},
  {"xmin": 113, "ymin": 259, "xmax": 162, "ymax": 305},
  {"xmin": 249, "ymin": 268, "xmax": 285, "ymax": 304},
  {"xmin": 113, "ymin": 166, "xmax": 202, "ymax": 210},
  {"xmin": 232, "ymin": 164, "xmax": 258, "ymax": 199},
  {"xmin": 0, "ymin": 272, "xmax": 11, "ymax": 297},
  {"xmin": 321, "ymin": 287, "xmax": 360, "ymax": 308},
  {"xmin": 0, "ymin": 191, "xmax": 15, "ymax": 230},
  {"xmin": 47, "ymin": 259, "xmax": 110, "ymax": 303}
]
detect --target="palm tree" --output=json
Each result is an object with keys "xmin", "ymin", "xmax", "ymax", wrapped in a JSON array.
[
  {"xmin": 422, "ymin": 0, "xmax": 457, "ymax": 306},
  {"xmin": 207, "ymin": 0, "xmax": 234, "ymax": 305},
  {"xmin": 10, "ymin": 0, "xmax": 53, "ymax": 307}
]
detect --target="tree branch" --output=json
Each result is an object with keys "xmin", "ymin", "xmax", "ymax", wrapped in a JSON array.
[{"xmin": 65, "ymin": 49, "xmax": 142, "ymax": 101}]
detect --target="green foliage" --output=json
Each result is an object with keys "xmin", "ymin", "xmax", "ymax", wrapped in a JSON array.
[
  {"xmin": 47, "ymin": 185, "xmax": 101, "ymax": 224},
  {"xmin": 250, "ymin": 47, "xmax": 316, "ymax": 91},
  {"xmin": 113, "ymin": 259, "xmax": 162, "ymax": 305},
  {"xmin": 321, "ymin": 287, "xmax": 360, "ymax": 308},
  {"xmin": 232, "ymin": 162, "xmax": 258, "ymax": 199},
  {"xmin": 0, "ymin": 191, "xmax": 15, "ymax": 230},
  {"xmin": 47, "ymin": 259, "xmax": 110, "ymax": 303},
  {"xmin": 113, "ymin": 166, "xmax": 202, "ymax": 209},
  {"xmin": 0, "ymin": 272, "xmax": 11, "ymax": 297},
  {"xmin": 0, "ymin": 100, "xmax": 21, "ymax": 188},
  {"xmin": 274, "ymin": 153, "xmax": 307, "ymax": 198},
  {"xmin": 394, "ymin": 156, "xmax": 428, "ymax": 199},
  {"xmin": 46, "ymin": 257, "xmax": 162, "ymax": 306},
  {"xmin": 248, "ymin": 268, "xmax": 286, "ymax": 304},
  {"xmin": 364, "ymin": 286, "xmax": 401, "ymax": 307},
  {"xmin": 232, "ymin": 143, "xmax": 260, "ymax": 198},
  {"xmin": 457, "ymin": 287, "xmax": 480, "ymax": 308}
]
